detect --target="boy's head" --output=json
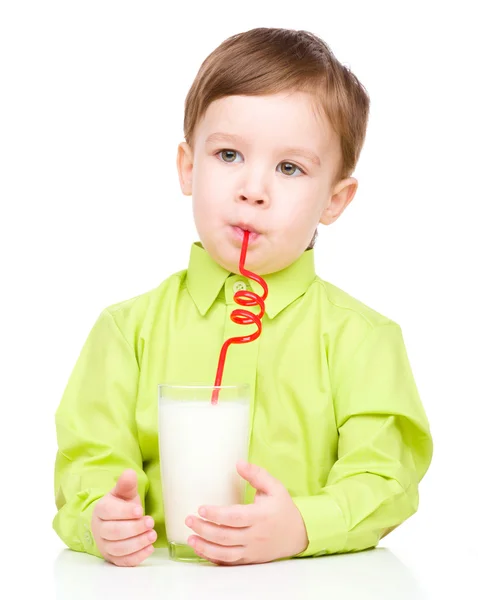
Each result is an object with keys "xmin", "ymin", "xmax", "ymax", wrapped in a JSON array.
[{"xmin": 177, "ymin": 28, "xmax": 370, "ymax": 275}]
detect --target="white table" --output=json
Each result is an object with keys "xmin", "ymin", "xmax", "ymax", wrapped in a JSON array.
[
  {"xmin": 50, "ymin": 543, "xmax": 473, "ymax": 599},
  {"xmin": 7, "ymin": 522, "xmax": 475, "ymax": 600}
]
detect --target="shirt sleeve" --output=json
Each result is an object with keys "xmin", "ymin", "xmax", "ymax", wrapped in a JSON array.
[
  {"xmin": 292, "ymin": 323, "xmax": 433, "ymax": 558},
  {"xmin": 53, "ymin": 309, "xmax": 148, "ymax": 558}
]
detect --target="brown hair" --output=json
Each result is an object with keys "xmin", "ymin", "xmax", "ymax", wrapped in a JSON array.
[{"xmin": 183, "ymin": 27, "xmax": 370, "ymax": 186}]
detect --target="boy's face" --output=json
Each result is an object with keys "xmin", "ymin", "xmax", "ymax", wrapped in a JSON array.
[{"xmin": 177, "ymin": 91, "xmax": 357, "ymax": 275}]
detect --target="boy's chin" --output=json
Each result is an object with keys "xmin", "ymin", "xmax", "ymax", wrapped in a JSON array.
[
  {"xmin": 201, "ymin": 235, "xmax": 273, "ymax": 274},
  {"xmin": 213, "ymin": 247, "xmax": 265, "ymax": 275}
]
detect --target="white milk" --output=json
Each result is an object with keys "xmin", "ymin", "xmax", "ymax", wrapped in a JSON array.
[{"xmin": 158, "ymin": 399, "xmax": 250, "ymax": 544}]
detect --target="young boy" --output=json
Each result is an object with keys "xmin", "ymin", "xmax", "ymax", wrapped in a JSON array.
[{"xmin": 53, "ymin": 27, "xmax": 433, "ymax": 567}]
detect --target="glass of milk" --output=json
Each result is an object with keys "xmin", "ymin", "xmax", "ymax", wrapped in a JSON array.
[{"xmin": 158, "ymin": 384, "xmax": 250, "ymax": 562}]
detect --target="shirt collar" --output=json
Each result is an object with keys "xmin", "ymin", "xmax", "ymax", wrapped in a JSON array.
[{"xmin": 186, "ymin": 242, "xmax": 317, "ymax": 320}]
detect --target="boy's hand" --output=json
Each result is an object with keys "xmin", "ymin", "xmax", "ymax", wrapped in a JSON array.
[
  {"xmin": 91, "ymin": 469, "xmax": 157, "ymax": 567},
  {"xmin": 185, "ymin": 460, "xmax": 309, "ymax": 565}
]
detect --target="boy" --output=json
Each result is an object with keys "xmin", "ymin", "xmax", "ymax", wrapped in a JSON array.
[{"xmin": 53, "ymin": 27, "xmax": 433, "ymax": 567}]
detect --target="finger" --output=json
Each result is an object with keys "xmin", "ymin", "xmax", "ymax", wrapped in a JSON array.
[
  {"xmin": 108, "ymin": 543, "xmax": 155, "ymax": 568},
  {"xmin": 186, "ymin": 515, "xmax": 249, "ymax": 546},
  {"xmin": 111, "ymin": 469, "xmax": 139, "ymax": 501},
  {"xmin": 96, "ymin": 496, "xmax": 144, "ymax": 521},
  {"xmin": 101, "ymin": 516, "xmax": 155, "ymax": 541},
  {"xmin": 198, "ymin": 503, "xmax": 258, "ymax": 528},
  {"xmin": 236, "ymin": 460, "xmax": 281, "ymax": 495},
  {"xmin": 188, "ymin": 535, "xmax": 244, "ymax": 564},
  {"xmin": 105, "ymin": 528, "xmax": 157, "ymax": 557}
]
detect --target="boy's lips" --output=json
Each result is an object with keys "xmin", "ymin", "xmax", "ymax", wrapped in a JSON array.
[
  {"xmin": 234, "ymin": 221, "xmax": 261, "ymax": 234},
  {"xmin": 229, "ymin": 223, "xmax": 261, "ymax": 243}
]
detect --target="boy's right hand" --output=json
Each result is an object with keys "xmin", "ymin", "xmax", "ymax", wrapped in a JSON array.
[{"xmin": 91, "ymin": 469, "xmax": 157, "ymax": 567}]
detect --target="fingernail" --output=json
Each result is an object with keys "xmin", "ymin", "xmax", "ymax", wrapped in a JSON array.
[
  {"xmin": 198, "ymin": 507, "xmax": 206, "ymax": 517},
  {"xmin": 145, "ymin": 517, "xmax": 154, "ymax": 528},
  {"xmin": 133, "ymin": 506, "xmax": 143, "ymax": 517},
  {"xmin": 185, "ymin": 517, "xmax": 193, "ymax": 527},
  {"xmin": 147, "ymin": 530, "xmax": 157, "ymax": 542}
]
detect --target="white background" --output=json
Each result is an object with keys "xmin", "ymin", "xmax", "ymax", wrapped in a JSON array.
[{"xmin": 1, "ymin": 1, "xmax": 477, "ymax": 596}]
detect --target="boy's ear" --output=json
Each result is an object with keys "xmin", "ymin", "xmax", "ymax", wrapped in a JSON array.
[
  {"xmin": 320, "ymin": 177, "xmax": 358, "ymax": 225},
  {"xmin": 177, "ymin": 142, "xmax": 194, "ymax": 196}
]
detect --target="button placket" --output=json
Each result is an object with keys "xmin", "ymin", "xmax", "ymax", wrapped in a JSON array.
[{"xmin": 233, "ymin": 280, "xmax": 247, "ymax": 293}]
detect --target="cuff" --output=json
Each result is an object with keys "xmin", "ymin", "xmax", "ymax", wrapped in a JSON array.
[
  {"xmin": 76, "ymin": 492, "xmax": 104, "ymax": 559},
  {"xmin": 292, "ymin": 493, "xmax": 348, "ymax": 557}
]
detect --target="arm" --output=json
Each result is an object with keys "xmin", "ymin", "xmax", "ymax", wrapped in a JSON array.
[
  {"xmin": 53, "ymin": 309, "xmax": 148, "ymax": 558},
  {"xmin": 293, "ymin": 323, "xmax": 433, "ymax": 557}
]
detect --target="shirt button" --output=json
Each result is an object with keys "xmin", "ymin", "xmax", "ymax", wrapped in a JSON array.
[{"xmin": 233, "ymin": 281, "xmax": 247, "ymax": 293}]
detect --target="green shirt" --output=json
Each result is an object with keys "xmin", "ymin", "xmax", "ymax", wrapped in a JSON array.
[{"xmin": 53, "ymin": 242, "xmax": 433, "ymax": 559}]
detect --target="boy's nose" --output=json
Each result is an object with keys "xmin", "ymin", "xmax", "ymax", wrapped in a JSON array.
[
  {"xmin": 235, "ymin": 167, "xmax": 271, "ymax": 207},
  {"xmin": 236, "ymin": 184, "xmax": 270, "ymax": 206},
  {"xmin": 238, "ymin": 193, "xmax": 268, "ymax": 206}
]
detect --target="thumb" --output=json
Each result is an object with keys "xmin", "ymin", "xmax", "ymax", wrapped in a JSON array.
[
  {"xmin": 236, "ymin": 460, "xmax": 282, "ymax": 495},
  {"xmin": 111, "ymin": 469, "xmax": 139, "ymax": 501}
]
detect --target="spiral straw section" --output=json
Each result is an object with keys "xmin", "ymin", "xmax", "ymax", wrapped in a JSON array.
[{"xmin": 212, "ymin": 231, "xmax": 269, "ymax": 404}]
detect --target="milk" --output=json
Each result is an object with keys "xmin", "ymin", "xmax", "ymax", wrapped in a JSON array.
[{"xmin": 158, "ymin": 398, "xmax": 250, "ymax": 545}]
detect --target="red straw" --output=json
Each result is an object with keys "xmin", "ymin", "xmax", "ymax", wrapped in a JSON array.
[{"xmin": 211, "ymin": 231, "xmax": 269, "ymax": 404}]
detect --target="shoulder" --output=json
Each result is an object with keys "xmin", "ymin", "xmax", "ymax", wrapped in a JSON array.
[
  {"xmin": 312, "ymin": 276, "xmax": 397, "ymax": 330},
  {"xmin": 309, "ymin": 276, "xmax": 405, "ymax": 391},
  {"xmin": 98, "ymin": 269, "xmax": 188, "ymax": 339}
]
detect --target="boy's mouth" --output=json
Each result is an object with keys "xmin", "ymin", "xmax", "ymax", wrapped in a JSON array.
[{"xmin": 229, "ymin": 222, "xmax": 261, "ymax": 243}]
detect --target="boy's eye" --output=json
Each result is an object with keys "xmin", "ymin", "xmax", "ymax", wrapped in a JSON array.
[
  {"xmin": 219, "ymin": 149, "xmax": 239, "ymax": 163},
  {"xmin": 279, "ymin": 162, "xmax": 302, "ymax": 177},
  {"xmin": 216, "ymin": 149, "xmax": 304, "ymax": 177}
]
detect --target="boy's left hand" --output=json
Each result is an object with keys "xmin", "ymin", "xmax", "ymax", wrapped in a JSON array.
[{"xmin": 185, "ymin": 460, "xmax": 309, "ymax": 565}]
